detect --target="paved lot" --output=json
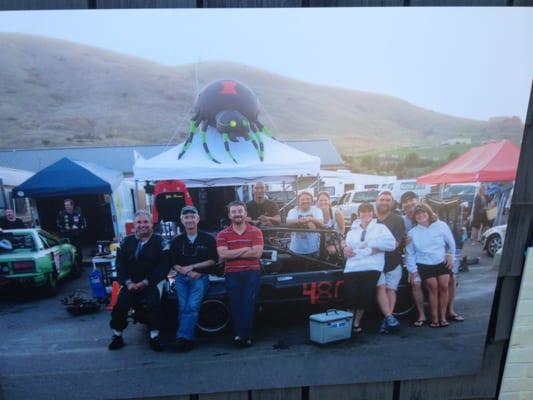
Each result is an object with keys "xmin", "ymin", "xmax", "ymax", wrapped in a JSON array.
[{"xmin": 0, "ymin": 244, "xmax": 498, "ymax": 399}]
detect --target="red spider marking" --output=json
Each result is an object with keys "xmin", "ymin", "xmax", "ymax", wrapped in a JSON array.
[{"xmin": 220, "ymin": 81, "xmax": 238, "ymax": 95}]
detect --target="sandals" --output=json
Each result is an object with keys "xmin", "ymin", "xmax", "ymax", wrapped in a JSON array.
[
  {"xmin": 447, "ymin": 314, "xmax": 465, "ymax": 322},
  {"xmin": 439, "ymin": 320, "xmax": 449, "ymax": 328},
  {"xmin": 413, "ymin": 319, "xmax": 426, "ymax": 327},
  {"xmin": 352, "ymin": 325, "xmax": 363, "ymax": 334},
  {"xmin": 429, "ymin": 321, "xmax": 440, "ymax": 328}
]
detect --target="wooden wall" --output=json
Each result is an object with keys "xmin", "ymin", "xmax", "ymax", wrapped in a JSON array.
[{"xmin": 0, "ymin": 1, "xmax": 531, "ymax": 399}]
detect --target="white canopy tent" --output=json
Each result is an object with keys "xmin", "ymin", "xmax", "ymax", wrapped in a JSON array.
[{"xmin": 133, "ymin": 127, "xmax": 321, "ymax": 187}]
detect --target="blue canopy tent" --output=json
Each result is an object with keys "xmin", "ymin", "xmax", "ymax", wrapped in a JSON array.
[
  {"xmin": 13, "ymin": 158, "xmax": 123, "ymax": 240},
  {"xmin": 14, "ymin": 157, "xmax": 122, "ymax": 198}
]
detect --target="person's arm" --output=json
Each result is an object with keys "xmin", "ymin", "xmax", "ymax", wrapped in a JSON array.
[
  {"xmin": 405, "ymin": 231, "xmax": 417, "ymax": 273},
  {"xmin": 335, "ymin": 208, "xmax": 345, "ymax": 235},
  {"xmin": 367, "ymin": 225, "xmax": 396, "ymax": 252},
  {"xmin": 147, "ymin": 237, "xmax": 170, "ymax": 285},
  {"xmin": 285, "ymin": 208, "xmax": 303, "ymax": 226},
  {"xmin": 191, "ymin": 235, "xmax": 218, "ymax": 271},
  {"xmin": 440, "ymin": 221, "xmax": 456, "ymax": 269}
]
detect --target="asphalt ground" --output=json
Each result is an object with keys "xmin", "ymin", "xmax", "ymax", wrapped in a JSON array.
[{"xmin": 0, "ymin": 244, "xmax": 498, "ymax": 400}]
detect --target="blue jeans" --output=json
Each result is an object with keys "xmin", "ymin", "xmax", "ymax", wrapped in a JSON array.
[
  {"xmin": 225, "ymin": 270, "xmax": 261, "ymax": 340},
  {"xmin": 175, "ymin": 273, "xmax": 209, "ymax": 340}
]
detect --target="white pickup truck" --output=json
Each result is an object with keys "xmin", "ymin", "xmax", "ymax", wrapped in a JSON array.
[{"xmin": 336, "ymin": 189, "xmax": 380, "ymax": 224}]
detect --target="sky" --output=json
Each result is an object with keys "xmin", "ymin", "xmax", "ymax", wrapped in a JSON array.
[{"xmin": 0, "ymin": 7, "xmax": 532, "ymax": 121}]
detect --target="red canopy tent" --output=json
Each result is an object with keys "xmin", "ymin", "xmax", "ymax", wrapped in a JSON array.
[{"xmin": 417, "ymin": 140, "xmax": 520, "ymax": 184}]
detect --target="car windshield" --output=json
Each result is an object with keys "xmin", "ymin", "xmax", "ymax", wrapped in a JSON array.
[
  {"xmin": 352, "ymin": 190, "xmax": 379, "ymax": 202},
  {"xmin": 0, "ymin": 233, "xmax": 35, "ymax": 253},
  {"xmin": 445, "ymin": 185, "xmax": 476, "ymax": 195}
]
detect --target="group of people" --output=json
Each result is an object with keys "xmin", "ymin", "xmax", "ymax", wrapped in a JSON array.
[
  {"xmin": 108, "ymin": 200, "xmax": 265, "ymax": 352},
  {"xmin": 107, "ymin": 182, "xmax": 465, "ymax": 352}
]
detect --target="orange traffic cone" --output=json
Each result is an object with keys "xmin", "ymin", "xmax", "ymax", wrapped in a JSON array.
[{"xmin": 106, "ymin": 281, "xmax": 120, "ymax": 311}]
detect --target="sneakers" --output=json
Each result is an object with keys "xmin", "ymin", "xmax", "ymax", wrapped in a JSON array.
[
  {"xmin": 149, "ymin": 336, "xmax": 163, "ymax": 352},
  {"xmin": 108, "ymin": 334, "xmax": 124, "ymax": 350},
  {"xmin": 232, "ymin": 336, "xmax": 252, "ymax": 348},
  {"xmin": 378, "ymin": 319, "xmax": 389, "ymax": 334},
  {"xmin": 386, "ymin": 315, "xmax": 400, "ymax": 328},
  {"xmin": 175, "ymin": 338, "xmax": 194, "ymax": 352}
]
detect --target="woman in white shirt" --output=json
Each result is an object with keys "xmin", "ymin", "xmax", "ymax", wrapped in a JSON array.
[
  {"xmin": 405, "ymin": 203, "xmax": 456, "ymax": 328},
  {"xmin": 342, "ymin": 202, "xmax": 396, "ymax": 333},
  {"xmin": 317, "ymin": 191, "xmax": 345, "ymax": 256}
]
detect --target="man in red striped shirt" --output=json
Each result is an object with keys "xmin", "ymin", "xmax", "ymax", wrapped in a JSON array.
[{"xmin": 217, "ymin": 201, "xmax": 264, "ymax": 347}]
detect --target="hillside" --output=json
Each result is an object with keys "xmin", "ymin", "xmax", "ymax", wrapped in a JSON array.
[{"xmin": 0, "ymin": 33, "xmax": 524, "ymax": 156}]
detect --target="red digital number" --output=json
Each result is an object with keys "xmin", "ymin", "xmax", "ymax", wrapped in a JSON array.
[{"xmin": 302, "ymin": 282, "xmax": 318, "ymax": 304}]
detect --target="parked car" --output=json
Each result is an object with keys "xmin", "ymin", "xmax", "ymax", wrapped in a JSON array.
[
  {"xmin": 481, "ymin": 224, "xmax": 507, "ymax": 257},
  {"xmin": 163, "ymin": 227, "xmax": 414, "ymax": 334},
  {"xmin": 337, "ymin": 189, "xmax": 380, "ymax": 225},
  {"xmin": 0, "ymin": 229, "xmax": 80, "ymax": 295}
]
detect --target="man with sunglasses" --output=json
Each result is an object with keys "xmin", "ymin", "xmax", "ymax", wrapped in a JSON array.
[{"xmin": 168, "ymin": 205, "xmax": 218, "ymax": 352}]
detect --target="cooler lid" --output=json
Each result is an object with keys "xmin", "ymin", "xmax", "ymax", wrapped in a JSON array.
[{"xmin": 309, "ymin": 309, "xmax": 353, "ymax": 322}]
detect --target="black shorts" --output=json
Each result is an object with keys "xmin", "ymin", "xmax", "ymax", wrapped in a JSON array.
[
  {"xmin": 472, "ymin": 212, "xmax": 489, "ymax": 229},
  {"xmin": 417, "ymin": 262, "xmax": 451, "ymax": 281},
  {"xmin": 342, "ymin": 270, "xmax": 381, "ymax": 310}
]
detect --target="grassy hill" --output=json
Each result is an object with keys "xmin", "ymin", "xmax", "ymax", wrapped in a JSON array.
[{"xmin": 0, "ymin": 33, "xmax": 524, "ymax": 158}]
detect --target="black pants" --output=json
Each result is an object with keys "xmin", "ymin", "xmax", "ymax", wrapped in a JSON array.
[
  {"xmin": 343, "ymin": 270, "xmax": 381, "ymax": 310},
  {"xmin": 110, "ymin": 286, "xmax": 162, "ymax": 332}
]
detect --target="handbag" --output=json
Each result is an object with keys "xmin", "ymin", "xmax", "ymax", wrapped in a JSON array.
[{"xmin": 486, "ymin": 206, "xmax": 498, "ymax": 221}]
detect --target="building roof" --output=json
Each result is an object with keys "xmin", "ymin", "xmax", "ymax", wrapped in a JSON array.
[{"xmin": 0, "ymin": 139, "xmax": 344, "ymax": 175}]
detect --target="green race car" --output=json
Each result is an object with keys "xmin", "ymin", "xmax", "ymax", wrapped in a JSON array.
[{"xmin": 0, "ymin": 228, "xmax": 80, "ymax": 295}]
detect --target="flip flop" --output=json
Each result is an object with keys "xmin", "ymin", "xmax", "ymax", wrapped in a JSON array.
[
  {"xmin": 352, "ymin": 325, "xmax": 363, "ymax": 333},
  {"xmin": 448, "ymin": 314, "xmax": 465, "ymax": 322},
  {"xmin": 413, "ymin": 320, "xmax": 426, "ymax": 327},
  {"xmin": 439, "ymin": 320, "xmax": 449, "ymax": 328},
  {"xmin": 429, "ymin": 322, "xmax": 440, "ymax": 328}
]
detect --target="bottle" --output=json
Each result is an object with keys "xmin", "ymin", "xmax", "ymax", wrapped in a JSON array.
[{"xmin": 89, "ymin": 269, "xmax": 107, "ymax": 299}]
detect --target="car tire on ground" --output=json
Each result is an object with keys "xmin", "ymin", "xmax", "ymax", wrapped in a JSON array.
[
  {"xmin": 486, "ymin": 234, "xmax": 502, "ymax": 258},
  {"xmin": 44, "ymin": 271, "xmax": 59, "ymax": 296},
  {"xmin": 197, "ymin": 299, "xmax": 230, "ymax": 334},
  {"xmin": 393, "ymin": 283, "xmax": 416, "ymax": 317}
]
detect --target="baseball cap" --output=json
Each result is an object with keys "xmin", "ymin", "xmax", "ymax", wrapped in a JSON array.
[
  {"xmin": 400, "ymin": 191, "xmax": 418, "ymax": 204},
  {"xmin": 180, "ymin": 205, "xmax": 198, "ymax": 216}
]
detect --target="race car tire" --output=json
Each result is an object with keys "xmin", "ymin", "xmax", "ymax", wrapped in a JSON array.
[
  {"xmin": 393, "ymin": 283, "xmax": 416, "ymax": 317},
  {"xmin": 197, "ymin": 299, "xmax": 230, "ymax": 334},
  {"xmin": 44, "ymin": 272, "xmax": 59, "ymax": 296}
]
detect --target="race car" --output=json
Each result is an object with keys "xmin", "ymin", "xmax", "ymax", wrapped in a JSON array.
[
  {"xmin": 0, "ymin": 228, "xmax": 80, "ymax": 295},
  {"xmin": 160, "ymin": 227, "xmax": 414, "ymax": 334}
]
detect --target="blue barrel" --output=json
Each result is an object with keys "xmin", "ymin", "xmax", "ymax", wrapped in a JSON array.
[{"xmin": 89, "ymin": 269, "xmax": 107, "ymax": 299}]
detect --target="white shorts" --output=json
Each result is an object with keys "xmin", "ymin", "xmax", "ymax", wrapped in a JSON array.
[{"xmin": 377, "ymin": 265, "xmax": 402, "ymax": 291}]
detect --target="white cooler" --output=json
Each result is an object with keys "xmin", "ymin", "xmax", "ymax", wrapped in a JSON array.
[{"xmin": 309, "ymin": 309, "xmax": 354, "ymax": 344}]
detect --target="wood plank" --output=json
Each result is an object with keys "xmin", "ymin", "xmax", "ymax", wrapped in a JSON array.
[
  {"xmin": 410, "ymin": 0, "xmax": 506, "ymax": 4},
  {"xmin": 310, "ymin": 0, "xmax": 403, "ymax": 5},
  {"xmin": 0, "ymin": 0, "xmax": 88, "ymax": 9},
  {"xmin": 203, "ymin": 0, "xmax": 300, "ymax": 7},
  {"xmin": 96, "ymin": 0, "xmax": 196, "ymax": 7},
  {"xmin": 251, "ymin": 387, "xmax": 300, "ymax": 400},
  {"xmin": 398, "ymin": 342, "xmax": 504, "ymax": 400},
  {"xmin": 199, "ymin": 391, "xmax": 249, "ymax": 400},
  {"xmin": 309, "ymin": 381, "xmax": 394, "ymax": 400}
]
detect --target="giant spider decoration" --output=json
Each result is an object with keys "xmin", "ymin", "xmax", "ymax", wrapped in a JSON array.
[{"xmin": 178, "ymin": 80, "xmax": 271, "ymax": 164}]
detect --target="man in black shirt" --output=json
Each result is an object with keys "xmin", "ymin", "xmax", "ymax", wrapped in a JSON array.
[
  {"xmin": 0, "ymin": 209, "xmax": 25, "ymax": 229},
  {"xmin": 375, "ymin": 190, "xmax": 406, "ymax": 333},
  {"xmin": 245, "ymin": 181, "xmax": 281, "ymax": 226},
  {"xmin": 108, "ymin": 210, "xmax": 169, "ymax": 352},
  {"xmin": 56, "ymin": 199, "xmax": 86, "ymax": 264},
  {"xmin": 168, "ymin": 205, "xmax": 218, "ymax": 352}
]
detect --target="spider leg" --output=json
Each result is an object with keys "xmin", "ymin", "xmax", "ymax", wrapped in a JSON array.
[
  {"xmin": 222, "ymin": 133, "xmax": 238, "ymax": 164},
  {"xmin": 250, "ymin": 128, "xmax": 265, "ymax": 162},
  {"xmin": 177, "ymin": 121, "xmax": 198, "ymax": 159},
  {"xmin": 200, "ymin": 121, "xmax": 221, "ymax": 164}
]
